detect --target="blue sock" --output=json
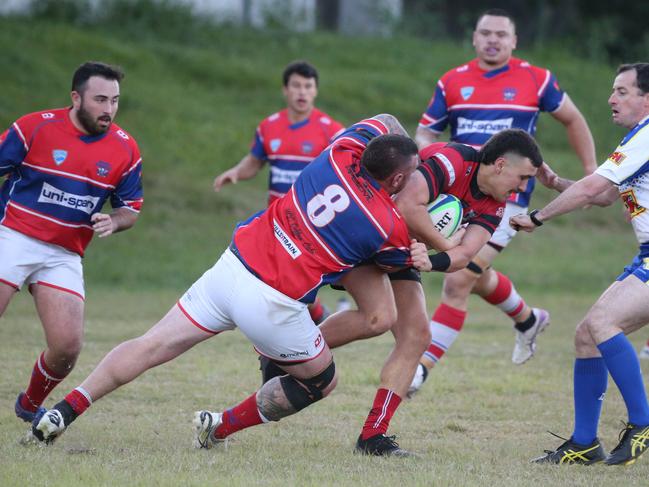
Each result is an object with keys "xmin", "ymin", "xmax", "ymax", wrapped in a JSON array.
[
  {"xmin": 572, "ymin": 357, "xmax": 608, "ymax": 445},
  {"xmin": 598, "ymin": 333, "xmax": 649, "ymax": 426}
]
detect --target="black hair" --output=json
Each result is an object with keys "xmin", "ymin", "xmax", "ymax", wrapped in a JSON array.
[
  {"xmin": 617, "ymin": 63, "xmax": 649, "ymax": 94},
  {"xmin": 479, "ymin": 129, "xmax": 543, "ymax": 167},
  {"xmin": 72, "ymin": 61, "xmax": 124, "ymax": 93},
  {"xmin": 282, "ymin": 60, "xmax": 318, "ymax": 87},
  {"xmin": 476, "ymin": 8, "xmax": 515, "ymax": 31},
  {"xmin": 361, "ymin": 134, "xmax": 418, "ymax": 180}
]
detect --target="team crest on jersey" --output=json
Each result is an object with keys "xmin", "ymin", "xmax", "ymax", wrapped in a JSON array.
[
  {"xmin": 607, "ymin": 151, "xmax": 626, "ymax": 166},
  {"xmin": 52, "ymin": 149, "xmax": 68, "ymax": 166},
  {"xmin": 302, "ymin": 141, "xmax": 313, "ymax": 154},
  {"xmin": 96, "ymin": 161, "xmax": 112, "ymax": 177},
  {"xmin": 503, "ymin": 87, "xmax": 517, "ymax": 101},
  {"xmin": 460, "ymin": 86, "xmax": 474, "ymax": 100},
  {"xmin": 270, "ymin": 139, "xmax": 282, "ymax": 152},
  {"xmin": 620, "ymin": 189, "xmax": 645, "ymax": 218}
]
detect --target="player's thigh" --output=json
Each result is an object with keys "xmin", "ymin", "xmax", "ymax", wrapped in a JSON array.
[
  {"xmin": 340, "ymin": 264, "xmax": 395, "ymax": 320},
  {"xmin": 0, "ymin": 282, "xmax": 17, "ymax": 316},
  {"xmin": 391, "ymin": 279, "xmax": 429, "ymax": 341},
  {"xmin": 588, "ymin": 275, "xmax": 649, "ymax": 337},
  {"xmin": 32, "ymin": 284, "xmax": 84, "ymax": 350}
]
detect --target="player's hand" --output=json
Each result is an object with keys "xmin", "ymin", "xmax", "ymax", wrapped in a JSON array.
[
  {"xmin": 447, "ymin": 225, "xmax": 466, "ymax": 248},
  {"xmin": 213, "ymin": 169, "xmax": 238, "ymax": 192},
  {"xmin": 509, "ymin": 214, "xmax": 537, "ymax": 233},
  {"xmin": 91, "ymin": 213, "xmax": 116, "ymax": 238},
  {"xmin": 536, "ymin": 162, "xmax": 559, "ymax": 190},
  {"xmin": 410, "ymin": 239, "xmax": 432, "ymax": 272}
]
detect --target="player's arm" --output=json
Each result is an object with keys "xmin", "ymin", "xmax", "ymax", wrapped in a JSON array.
[
  {"xmin": 510, "ymin": 173, "xmax": 616, "ymax": 232},
  {"xmin": 91, "ymin": 207, "xmax": 139, "ymax": 238},
  {"xmin": 213, "ymin": 153, "xmax": 264, "ymax": 191},
  {"xmin": 420, "ymin": 223, "xmax": 491, "ymax": 273},
  {"xmin": 395, "ymin": 171, "xmax": 457, "ymax": 252},
  {"xmin": 415, "ymin": 126, "xmax": 441, "ymax": 150},
  {"xmin": 550, "ymin": 95, "xmax": 598, "ymax": 175},
  {"xmin": 0, "ymin": 126, "xmax": 28, "ymax": 176}
]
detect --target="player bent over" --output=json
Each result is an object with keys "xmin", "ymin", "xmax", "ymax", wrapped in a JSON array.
[
  {"xmin": 31, "ymin": 116, "xmax": 429, "ymax": 449},
  {"xmin": 511, "ymin": 63, "xmax": 649, "ymax": 466}
]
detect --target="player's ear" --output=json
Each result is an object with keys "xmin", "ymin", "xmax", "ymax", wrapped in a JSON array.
[{"xmin": 71, "ymin": 90, "xmax": 82, "ymax": 109}]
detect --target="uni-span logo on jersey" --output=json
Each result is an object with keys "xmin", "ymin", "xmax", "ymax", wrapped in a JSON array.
[
  {"xmin": 460, "ymin": 86, "xmax": 474, "ymax": 100},
  {"xmin": 38, "ymin": 182, "xmax": 100, "ymax": 215},
  {"xmin": 273, "ymin": 219, "xmax": 301, "ymax": 259},
  {"xmin": 503, "ymin": 87, "xmax": 517, "ymax": 101},
  {"xmin": 607, "ymin": 151, "xmax": 626, "ymax": 166},
  {"xmin": 302, "ymin": 141, "xmax": 313, "ymax": 154},
  {"xmin": 96, "ymin": 161, "xmax": 111, "ymax": 177},
  {"xmin": 456, "ymin": 117, "xmax": 513, "ymax": 135},
  {"xmin": 52, "ymin": 150, "xmax": 68, "ymax": 166},
  {"xmin": 270, "ymin": 139, "xmax": 282, "ymax": 152}
]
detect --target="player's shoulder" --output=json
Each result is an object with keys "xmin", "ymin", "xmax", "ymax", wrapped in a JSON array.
[
  {"xmin": 107, "ymin": 122, "xmax": 140, "ymax": 153},
  {"xmin": 311, "ymin": 107, "xmax": 343, "ymax": 128},
  {"xmin": 440, "ymin": 60, "xmax": 473, "ymax": 82},
  {"xmin": 14, "ymin": 107, "xmax": 67, "ymax": 132},
  {"xmin": 261, "ymin": 109, "xmax": 286, "ymax": 126},
  {"xmin": 511, "ymin": 57, "xmax": 551, "ymax": 79}
]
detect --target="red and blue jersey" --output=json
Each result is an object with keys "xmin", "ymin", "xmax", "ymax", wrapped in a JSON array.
[
  {"xmin": 418, "ymin": 142, "xmax": 504, "ymax": 234},
  {"xmin": 418, "ymin": 57, "xmax": 565, "ymax": 207},
  {"xmin": 232, "ymin": 118, "xmax": 413, "ymax": 303},
  {"xmin": 250, "ymin": 107, "xmax": 344, "ymax": 204},
  {"xmin": 0, "ymin": 108, "xmax": 143, "ymax": 256}
]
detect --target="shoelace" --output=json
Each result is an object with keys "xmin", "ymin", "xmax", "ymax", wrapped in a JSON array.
[
  {"xmin": 610, "ymin": 421, "xmax": 634, "ymax": 454},
  {"xmin": 542, "ymin": 431, "xmax": 570, "ymax": 454}
]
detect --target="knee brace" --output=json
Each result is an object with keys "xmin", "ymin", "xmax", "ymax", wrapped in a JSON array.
[
  {"xmin": 466, "ymin": 255, "xmax": 491, "ymax": 275},
  {"xmin": 280, "ymin": 361, "xmax": 336, "ymax": 412}
]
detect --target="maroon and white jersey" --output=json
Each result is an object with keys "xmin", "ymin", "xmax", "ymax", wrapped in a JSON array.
[{"xmin": 418, "ymin": 142, "xmax": 504, "ymax": 234}]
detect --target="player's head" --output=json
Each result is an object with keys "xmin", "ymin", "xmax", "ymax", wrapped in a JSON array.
[
  {"xmin": 282, "ymin": 61, "xmax": 319, "ymax": 118},
  {"xmin": 361, "ymin": 134, "xmax": 420, "ymax": 195},
  {"xmin": 473, "ymin": 9, "xmax": 517, "ymax": 70},
  {"xmin": 71, "ymin": 61, "xmax": 124, "ymax": 136},
  {"xmin": 478, "ymin": 129, "xmax": 542, "ymax": 202},
  {"xmin": 609, "ymin": 63, "xmax": 649, "ymax": 129}
]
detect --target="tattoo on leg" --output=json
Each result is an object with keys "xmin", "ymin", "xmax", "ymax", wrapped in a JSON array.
[{"xmin": 256, "ymin": 377, "xmax": 297, "ymax": 421}]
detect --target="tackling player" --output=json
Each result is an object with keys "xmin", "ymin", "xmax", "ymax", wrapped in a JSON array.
[
  {"xmin": 410, "ymin": 9, "xmax": 597, "ymax": 393},
  {"xmin": 213, "ymin": 60, "xmax": 345, "ymax": 325},
  {"xmin": 30, "ymin": 115, "xmax": 432, "ymax": 449},
  {"xmin": 0, "ymin": 62, "xmax": 143, "ymax": 424},
  {"xmin": 512, "ymin": 63, "xmax": 649, "ymax": 466}
]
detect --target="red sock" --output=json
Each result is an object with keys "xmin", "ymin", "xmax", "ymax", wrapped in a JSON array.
[
  {"xmin": 482, "ymin": 271, "xmax": 526, "ymax": 318},
  {"xmin": 423, "ymin": 303, "xmax": 466, "ymax": 364},
  {"xmin": 64, "ymin": 388, "xmax": 92, "ymax": 416},
  {"xmin": 214, "ymin": 392, "xmax": 265, "ymax": 439},
  {"xmin": 361, "ymin": 388, "xmax": 402, "ymax": 440},
  {"xmin": 309, "ymin": 298, "xmax": 325, "ymax": 322},
  {"xmin": 21, "ymin": 352, "xmax": 66, "ymax": 411}
]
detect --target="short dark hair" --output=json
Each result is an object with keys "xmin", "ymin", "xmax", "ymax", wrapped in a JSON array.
[
  {"xmin": 479, "ymin": 129, "xmax": 543, "ymax": 167},
  {"xmin": 72, "ymin": 61, "xmax": 124, "ymax": 93},
  {"xmin": 282, "ymin": 60, "xmax": 318, "ymax": 86},
  {"xmin": 476, "ymin": 8, "xmax": 516, "ymax": 31},
  {"xmin": 617, "ymin": 63, "xmax": 649, "ymax": 94},
  {"xmin": 361, "ymin": 134, "xmax": 418, "ymax": 181}
]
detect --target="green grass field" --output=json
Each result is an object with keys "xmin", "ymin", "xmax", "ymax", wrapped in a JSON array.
[{"xmin": 1, "ymin": 11, "xmax": 648, "ymax": 486}]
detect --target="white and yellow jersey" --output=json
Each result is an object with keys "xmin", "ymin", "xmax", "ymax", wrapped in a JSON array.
[{"xmin": 596, "ymin": 115, "xmax": 649, "ymax": 243}]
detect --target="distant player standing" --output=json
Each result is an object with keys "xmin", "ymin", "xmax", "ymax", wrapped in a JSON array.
[
  {"xmin": 0, "ymin": 61, "xmax": 143, "ymax": 423},
  {"xmin": 213, "ymin": 60, "xmax": 345, "ymax": 324},
  {"xmin": 512, "ymin": 63, "xmax": 649, "ymax": 466},
  {"xmin": 410, "ymin": 9, "xmax": 597, "ymax": 390},
  {"xmin": 31, "ymin": 115, "xmax": 432, "ymax": 448}
]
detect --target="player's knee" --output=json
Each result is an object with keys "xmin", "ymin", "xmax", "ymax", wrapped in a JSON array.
[
  {"xmin": 574, "ymin": 321, "xmax": 597, "ymax": 353},
  {"xmin": 442, "ymin": 271, "xmax": 477, "ymax": 301},
  {"xmin": 364, "ymin": 302, "xmax": 397, "ymax": 336},
  {"xmin": 280, "ymin": 361, "xmax": 337, "ymax": 412}
]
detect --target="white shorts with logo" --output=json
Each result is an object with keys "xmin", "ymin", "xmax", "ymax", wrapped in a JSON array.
[
  {"xmin": 489, "ymin": 202, "xmax": 528, "ymax": 248},
  {"xmin": 178, "ymin": 248, "xmax": 325, "ymax": 363},
  {"xmin": 0, "ymin": 225, "xmax": 84, "ymax": 299}
]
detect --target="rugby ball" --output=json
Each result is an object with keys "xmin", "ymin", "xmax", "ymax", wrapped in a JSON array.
[{"xmin": 427, "ymin": 194, "xmax": 463, "ymax": 238}]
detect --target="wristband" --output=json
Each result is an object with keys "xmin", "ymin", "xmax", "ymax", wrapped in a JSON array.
[
  {"xmin": 529, "ymin": 209, "xmax": 544, "ymax": 227},
  {"xmin": 428, "ymin": 251, "xmax": 451, "ymax": 272}
]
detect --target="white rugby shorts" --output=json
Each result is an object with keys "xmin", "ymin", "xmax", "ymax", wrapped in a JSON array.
[
  {"xmin": 489, "ymin": 202, "xmax": 528, "ymax": 248},
  {"xmin": 0, "ymin": 225, "xmax": 84, "ymax": 299},
  {"xmin": 178, "ymin": 248, "xmax": 325, "ymax": 363}
]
